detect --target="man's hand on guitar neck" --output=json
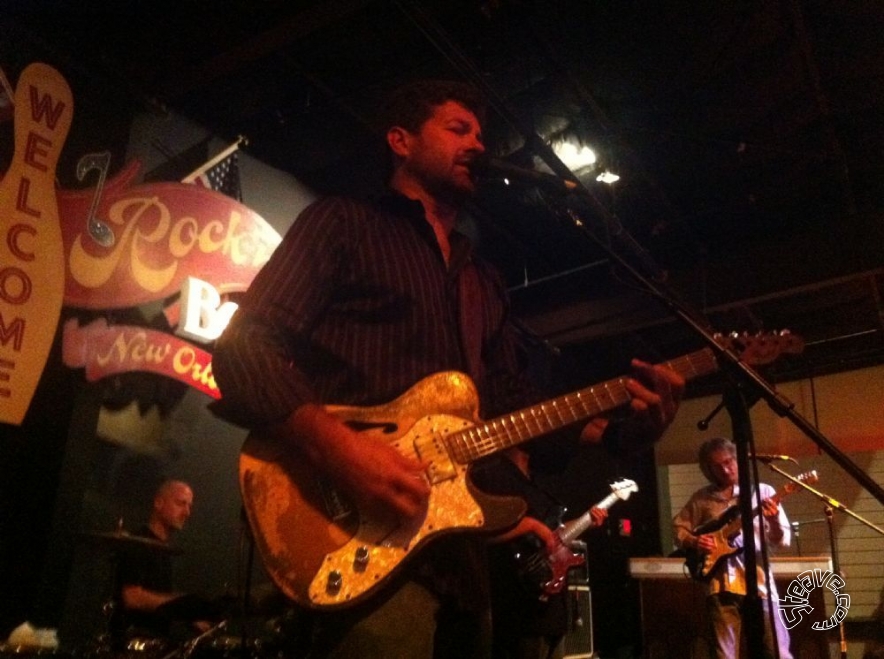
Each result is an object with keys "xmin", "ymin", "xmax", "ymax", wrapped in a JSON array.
[
  {"xmin": 589, "ymin": 506, "xmax": 608, "ymax": 528},
  {"xmin": 690, "ymin": 498, "xmax": 783, "ymax": 554},
  {"xmin": 760, "ymin": 497, "xmax": 785, "ymax": 543},
  {"xmin": 580, "ymin": 359, "xmax": 685, "ymax": 444},
  {"xmin": 490, "ymin": 507, "xmax": 608, "ymax": 551},
  {"xmin": 279, "ymin": 403, "xmax": 432, "ymax": 521}
]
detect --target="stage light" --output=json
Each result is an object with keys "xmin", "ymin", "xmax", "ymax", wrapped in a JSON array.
[
  {"xmin": 553, "ymin": 141, "xmax": 597, "ymax": 171},
  {"xmin": 596, "ymin": 170, "xmax": 620, "ymax": 184}
]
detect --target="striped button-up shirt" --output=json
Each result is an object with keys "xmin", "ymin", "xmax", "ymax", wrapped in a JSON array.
[
  {"xmin": 210, "ymin": 192, "xmax": 547, "ymax": 610},
  {"xmin": 211, "ymin": 193, "xmax": 534, "ymax": 428}
]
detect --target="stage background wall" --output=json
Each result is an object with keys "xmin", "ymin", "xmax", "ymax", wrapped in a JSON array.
[{"xmin": 656, "ymin": 366, "xmax": 884, "ymax": 657}]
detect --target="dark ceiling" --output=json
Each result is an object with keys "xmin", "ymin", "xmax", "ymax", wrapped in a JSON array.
[{"xmin": 5, "ymin": 0, "xmax": 884, "ymax": 392}]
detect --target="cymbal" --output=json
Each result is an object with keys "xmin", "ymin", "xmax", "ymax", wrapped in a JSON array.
[{"xmin": 78, "ymin": 529, "xmax": 183, "ymax": 554}]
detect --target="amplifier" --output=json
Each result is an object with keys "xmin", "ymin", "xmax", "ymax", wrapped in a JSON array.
[{"xmin": 562, "ymin": 541, "xmax": 598, "ymax": 659}]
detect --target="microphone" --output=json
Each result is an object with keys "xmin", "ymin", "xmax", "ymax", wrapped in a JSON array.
[
  {"xmin": 473, "ymin": 156, "xmax": 579, "ymax": 194},
  {"xmin": 749, "ymin": 453, "xmax": 799, "ymax": 465}
]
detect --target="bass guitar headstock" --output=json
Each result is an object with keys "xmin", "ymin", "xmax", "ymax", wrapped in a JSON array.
[
  {"xmin": 714, "ymin": 330, "xmax": 805, "ymax": 366},
  {"xmin": 610, "ymin": 478, "xmax": 639, "ymax": 501}
]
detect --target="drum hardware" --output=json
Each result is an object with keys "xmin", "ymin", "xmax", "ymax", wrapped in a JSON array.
[
  {"xmin": 77, "ymin": 529, "xmax": 182, "ymax": 555},
  {"xmin": 160, "ymin": 620, "xmax": 227, "ymax": 659},
  {"xmin": 76, "ymin": 520, "xmax": 189, "ymax": 654},
  {"xmin": 73, "ymin": 515, "xmax": 288, "ymax": 658}
]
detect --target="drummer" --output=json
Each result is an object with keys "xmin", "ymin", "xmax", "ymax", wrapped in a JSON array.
[{"xmin": 112, "ymin": 480, "xmax": 220, "ymax": 645}]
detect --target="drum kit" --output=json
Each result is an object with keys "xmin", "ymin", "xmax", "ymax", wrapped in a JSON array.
[{"xmin": 1, "ymin": 530, "xmax": 292, "ymax": 659}]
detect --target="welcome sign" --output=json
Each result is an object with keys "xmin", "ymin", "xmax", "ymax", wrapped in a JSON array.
[
  {"xmin": 0, "ymin": 63, "xmax": 281, "ymax": 425},
  {"xmin": 0, "ymin": 63, "xmax": 73, "ymax": 425}
]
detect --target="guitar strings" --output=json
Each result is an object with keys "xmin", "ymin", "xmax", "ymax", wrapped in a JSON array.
[{"xmin": 448, "ymin": 349, "xmax": 719, "ymax": 463}]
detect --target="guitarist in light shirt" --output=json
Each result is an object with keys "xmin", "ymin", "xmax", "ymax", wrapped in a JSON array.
[{"xmin": 673, "ymin": 437, "xmax": 793, "ymax": 659}]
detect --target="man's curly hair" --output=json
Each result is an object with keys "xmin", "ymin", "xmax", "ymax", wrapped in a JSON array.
[
  {"xmin": 698, "ymin": 436, "xmax": 736, "ymax": 483},
  {"xmin": 379, "ymin": 79, "xmax": 486, "ymax": 133}
]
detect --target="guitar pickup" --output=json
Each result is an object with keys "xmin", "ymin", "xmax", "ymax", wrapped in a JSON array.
[
  {"xmin": 317, "ymin": 477, "xmax": 353, "ymax": 521},
  {"xmin": 414, "ymin": 434, "xmax": 457, "ymax": 484}
]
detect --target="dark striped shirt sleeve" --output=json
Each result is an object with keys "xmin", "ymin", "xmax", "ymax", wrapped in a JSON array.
[
  {"xmin": 210, "ymin": 197, "xmax": 354, "ymax": 426},
  {"xmin": 210, "ymin": 193, "xmax": 545, "ymax": 432}
]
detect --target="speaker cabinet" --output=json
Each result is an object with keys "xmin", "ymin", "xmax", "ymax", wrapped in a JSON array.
[{"xmin": 563, "ymin": 541, "xmax": 598, "ymax": 659}]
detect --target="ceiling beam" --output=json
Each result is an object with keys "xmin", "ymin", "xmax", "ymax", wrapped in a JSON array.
[
  {"xmin": 519, "ymin": 268, "xmax": 884, "ymax": 347},
  {"xmin": 157, "ymin": 0, "xmax": 376, "ymax": 99}
]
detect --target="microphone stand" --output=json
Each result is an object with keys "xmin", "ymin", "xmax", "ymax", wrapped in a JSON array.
[
  {"xmin": 722, "ymin": 381, "xmax": 776, "ymax": 658},
  {"xmin": 537, "ymin": 193, "xmax": 884, "ymax": 508},
  {"xmin": 531, "ymin": 190, "xmax": 884, "ymax": 658},
  {"xmin": 824, "ymin": 505, "xmax": 848, "ymax": 659},
  {"xmin": 397, "ymin": 0, "xmax": 884, "ymax": 503},
  {"xmin": 766, "ymin": 463, "xmax": 884, "ymax": 537},
  {"xmin": 767, "ymin": 463, "xmax": 884, "ymax": 659},
  {"xmin": 434, "ymin": 53, "xmax": 884, "ymax": 649}
]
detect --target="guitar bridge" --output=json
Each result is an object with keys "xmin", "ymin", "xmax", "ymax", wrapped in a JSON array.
[{"xmin": 414, "ymin": 433, "xmax": 457, "ymax": 484}]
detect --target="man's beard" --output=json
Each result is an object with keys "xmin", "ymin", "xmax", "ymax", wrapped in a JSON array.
[{"xmin": 426, "ymin": 170, "xmax": 476, "ymax": 206}]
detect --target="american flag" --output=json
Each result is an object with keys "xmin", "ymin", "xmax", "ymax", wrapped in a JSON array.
[
  {"xmin": 193, "ymin": 151, "xmax": 242, "ymax": 201},
  {"xmin": 181, "ymin": 138, "xmax": 245, "ymax": 202},
  {"xmin": 0, "ymin": 66, "xmax": 14, "ymax": 124}
]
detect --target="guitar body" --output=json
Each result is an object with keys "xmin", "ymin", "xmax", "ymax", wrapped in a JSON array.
[
  {"xmin": 684, "ymin": 506, "xmax": 743, "ymax": 581},
  {"xmin": 539, "ymin": 545, "xmax": 585, "ymax": 596},
  {"xmin": 239, "ymin": 371, "xmax": 526, "ymax": 609},
  {"xmin": 521, "ymin": 479, "xmax": 638, "ymax": 597},
  {"xmin": 683, "ymin": 471, "xmax": 817, "ymax": 581}
]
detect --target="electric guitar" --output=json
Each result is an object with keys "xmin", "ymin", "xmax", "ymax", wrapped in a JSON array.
[
  {"xmin": 517, "ymin": 478, "xmax": 638, "ymax": 599},
  {"xmin": 684, "ymin": 469, "xmax": 818, "ymax": 581},
  {"xmin": 239, "ymin": 331, "xmax": 803, "ymax": 609}
]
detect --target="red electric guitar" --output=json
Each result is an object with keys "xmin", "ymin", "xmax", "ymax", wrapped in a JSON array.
[{"xmin": 518, "ymin": 478, "xmax": 639, "ymax": 599}]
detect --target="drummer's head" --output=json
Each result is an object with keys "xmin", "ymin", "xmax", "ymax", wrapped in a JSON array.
[{"xmin": 151, "ymin": 479, "xmax": 193, "ymax": 539}]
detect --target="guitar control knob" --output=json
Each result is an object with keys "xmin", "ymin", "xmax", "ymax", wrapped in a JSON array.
[
  {"xmin": 354, "ymin": 546, "xmax": 370, "ymax": 571},
  {"xmin": 326, "ymin": 570, "xmax": 342, "ymax": 594}
]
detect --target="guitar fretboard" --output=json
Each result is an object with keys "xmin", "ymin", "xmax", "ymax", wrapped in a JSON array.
[
  {"xmin": 559, "ymin": 490, "xmax": 623, "ymax": 544},
  {"xmin": 447, "ymin": 347, "xmax": 719, "ymax": 464},
  {"xmin": 716, "ymin": 473, "xmax": 817, "ymax": 537}
]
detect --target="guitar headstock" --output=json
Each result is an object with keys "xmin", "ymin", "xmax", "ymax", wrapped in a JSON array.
[
  {"xmin": 783, "ymin": 470, "xmax": 819, "ymax": 493},
  {"xmin": 610, "ymin": 479, "xmax": 639, "ymax": 501},
  {"xmin": 714, "ymin": 330, "xmax": 805, "ymax": 366}
]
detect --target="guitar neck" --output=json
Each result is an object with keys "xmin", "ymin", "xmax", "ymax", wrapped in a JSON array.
[
  {"xmin": 448, "ymin": 348, "xmax": 719, "ymax": 464},
  {"xmin": 558, "ymin": 491, "xmax": 621, "ymax": 545},
  {"xmin": 718, "ymin": 481, "xmax": 803, "ymax": 538}
]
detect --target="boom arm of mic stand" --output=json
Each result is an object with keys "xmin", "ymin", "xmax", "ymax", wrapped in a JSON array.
[
  {"xmin": 766, "ymin": 462, "xmax": 867, "ymax": 659},
  {"xmin": 766, "ymin": 463, "xmax": 884, "ymax": 536},
  {"xmin": 388, "ymin": 0, "xmax": 882, "ymax": 503},
  {"xmin": 547, "ymin": 198, "xmax": 884, "ymax": 508}
]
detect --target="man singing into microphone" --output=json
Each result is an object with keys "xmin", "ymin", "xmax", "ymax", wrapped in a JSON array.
[
  {"xmin": 673, "ymin": 437, "xmax": 793, "ymax": 659},
  {"xmin": 212, "ymin": 78, "xmax": 684, "ymax": 658}
]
